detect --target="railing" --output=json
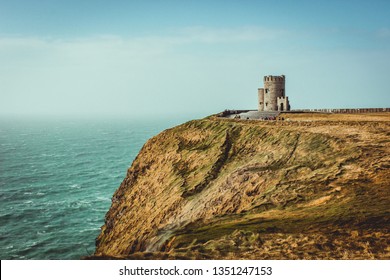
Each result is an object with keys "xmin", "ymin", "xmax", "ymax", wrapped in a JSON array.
[
  {"xmin": 289, "ymin": 108, "xmax": 390, "ymax": 113},
  {"xmin": 217, "ymin": 108, "xmax": 390, "ymax": 118}
]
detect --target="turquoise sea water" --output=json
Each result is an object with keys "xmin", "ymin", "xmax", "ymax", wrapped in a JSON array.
[{"xmin": 0, "ymin": 117, "xmax": 187, "ymax": 259}]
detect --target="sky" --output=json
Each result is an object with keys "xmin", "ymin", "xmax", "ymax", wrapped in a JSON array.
[{"xmin": 0, "ymin": 0, "xmax": 389, "ymax": 118}]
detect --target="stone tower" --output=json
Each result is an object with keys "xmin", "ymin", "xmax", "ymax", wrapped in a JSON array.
[{"xmin": 258, "ymin": 75, "xmax": 290, "ymax": 111}]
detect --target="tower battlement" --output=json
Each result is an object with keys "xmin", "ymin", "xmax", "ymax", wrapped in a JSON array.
[{"xmin": 264, "ymin": 75, "xmax": 285, "ymax": 82}]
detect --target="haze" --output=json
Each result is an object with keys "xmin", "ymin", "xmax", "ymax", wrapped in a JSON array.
[{"xmin": 0, "ymin": 0, "xmax": 389, "ymax": 118}]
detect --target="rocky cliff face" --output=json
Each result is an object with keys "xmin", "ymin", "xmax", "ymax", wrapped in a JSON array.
[{"xmin": 94, "ymin": 114, "xmax": 390, "ymax": 259}]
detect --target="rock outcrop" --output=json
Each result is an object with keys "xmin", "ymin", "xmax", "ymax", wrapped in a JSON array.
[{"xmin": 94, "ymin": 113, "xmax": 390, "ymax": 259}]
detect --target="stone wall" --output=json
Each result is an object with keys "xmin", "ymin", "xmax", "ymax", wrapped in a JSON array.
[{"xmin": 277, "ymin": 96, "xmax": 290, "ymax": 111}]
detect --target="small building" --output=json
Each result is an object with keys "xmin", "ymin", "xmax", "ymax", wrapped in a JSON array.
[{"xmin": 258, "ymin": 75, "xmax": 290, "ymax": 111}]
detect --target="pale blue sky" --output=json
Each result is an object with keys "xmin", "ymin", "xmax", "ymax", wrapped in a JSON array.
[{"xmin": 0, "ymin": 0, "xmax": 389, "ymax": 118}]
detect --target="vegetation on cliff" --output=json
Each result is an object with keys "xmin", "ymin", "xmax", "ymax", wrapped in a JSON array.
[{"xmin": 94, "ymin": 113, "xmax": 390, "ymax": 259}]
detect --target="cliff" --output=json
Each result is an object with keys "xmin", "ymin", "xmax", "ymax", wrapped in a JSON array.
[{"xmin": 94, "ymin": 113, "xmax": 390, "ymax": 259}]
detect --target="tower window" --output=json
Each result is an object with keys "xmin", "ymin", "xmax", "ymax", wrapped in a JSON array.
[{"xmin": 265, "ymin": 89, "xmax": 269, "ymax": 93}]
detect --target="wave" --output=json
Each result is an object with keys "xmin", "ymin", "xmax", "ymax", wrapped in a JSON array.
[
  {"xmin": 68, "ymin": 200, "xmax": 91, "ymax": 209},
  {"xmin": 69, "ymin": 184, "xmax": 81, "ymax": 189}
]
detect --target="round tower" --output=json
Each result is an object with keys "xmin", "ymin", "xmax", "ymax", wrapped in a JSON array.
[
  {"xmin": 263, "ymin": 75, "xmax": 285, "ymax": 111},
  {"xmin": 258, "ymin": 88, "xmax": 264, "ymax": 111}
]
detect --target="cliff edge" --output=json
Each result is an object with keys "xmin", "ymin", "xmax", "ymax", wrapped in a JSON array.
[{"xmin": 94, "ymin": 113, "xmax": 390, "ymax": 259}]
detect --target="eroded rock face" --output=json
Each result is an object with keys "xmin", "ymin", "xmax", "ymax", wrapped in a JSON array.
[{"xmin": 94, "ymin": 114, "xmax": 390, "ymax": 259}]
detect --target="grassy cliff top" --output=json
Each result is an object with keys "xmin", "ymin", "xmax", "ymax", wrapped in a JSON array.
[{"xmin": 93, "ymin": 113, "xmax": 390, "ymax": 259}]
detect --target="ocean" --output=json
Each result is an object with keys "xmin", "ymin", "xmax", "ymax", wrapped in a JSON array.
[{"xmin": 0, "ymin": 116, "xmax": 189, "ymax": 259}]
